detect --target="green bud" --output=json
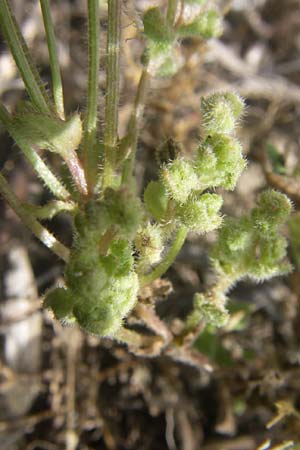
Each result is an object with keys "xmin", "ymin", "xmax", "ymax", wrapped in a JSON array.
[
  {"xmin": 135, "ymin": 223, "xmax": 163, "ymax": 267},
  {"xmin": 161, "ymin": 158, "xmax": 198, "ymax": 204},
  {"xmin": 201, "ymin": 92, "xmax": 245, "ymax": 135},
  {"xmin": 178, "ymin": 193, "xmax": 223, "ymax": 232},
  {"xmin": 193, "ymin": 292, "xmax": 229, "ymax": 327},
  {"xmin": 195, "ymin": 134, "xmax": 246, "ymax": 190},
  {"xmin": 251, "ymin": 190, "xmax": 292, "ymax": 234},
  {"xmin": 177, "ymin": 10, "xmax": 223, "ymax": 39}
]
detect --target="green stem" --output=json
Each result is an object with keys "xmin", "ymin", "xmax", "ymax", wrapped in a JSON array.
[
  {"xmin": 103, "ymin": 0, "xmax": 121, "ymax": 189},
  {"xmin": 0, "ymin": 0, "xmax": 52, "ymax": 114},
  {"xmin": 24, "ymin": 200, "xmax": 76, "ymax": 220},
  {"xmin": 0, "ymin": 173, "xmax": 69, "ymax": 261},
  {"xmin": 121, "ymin": 66, "xmax": 151, "ymax": 184},
  {"xmin": 40, "ymin": 0, "xmax": 65, "ymax": 119},
  {"xmin": 83, "ymin": 0, "xmax": 100, "ymax": 192},
  {"xmin": 166, "ymin": 0, "xmax": 178, "ymax": 26},
  {"xmin": 140, "ymin": 226, "xmax": 188, "ymax": 286},
  {"xmin": 0, "ymin": 104, "xmax": 70, "ymax": 200}
]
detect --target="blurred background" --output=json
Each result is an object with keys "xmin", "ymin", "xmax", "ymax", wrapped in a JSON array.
[{"xmin": 0, "ymin": 1, "xmax": 300, "ymax": 449}]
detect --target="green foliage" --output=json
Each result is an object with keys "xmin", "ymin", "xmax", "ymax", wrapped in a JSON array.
[{"xmin": 0, "ymin": 1, "xmax": 293, "ymax": 344}]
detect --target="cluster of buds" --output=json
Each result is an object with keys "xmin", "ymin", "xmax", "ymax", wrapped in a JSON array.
[
  {"xmin": 185, "ymin": 190, "xmax": 292, "ymax": 330},
  {"xmin": 143, "ymin": 1, "xmax": 223, "ymax": 76}
]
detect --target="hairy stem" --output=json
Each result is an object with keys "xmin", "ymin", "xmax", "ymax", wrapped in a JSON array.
[
  {"xmin": 65, "ymin": 150, "xmax": 88, "ymax": 197},
  {"xmin": 102, "ymin": 0, "xmax": 121, "ymax": 189},
  {"xmin": 40, "ymin": 0, "xmax": 65, "ymax": 119},
  {"xmin": 83, "ymin": 0, "xmax": 100, "ymax": 192},
  {"xmin": 0, "ymin": 173, "xmax": 69, "ymax": 261},
  {"xmin": 0, "ymin": 0, "xmax": 52, "ymax": 114},
  {"xmin": 121, "ymin": 66, "xmax": 151, "ymax": 184},
  {"xmin": 140, "ymin": 226, "xmax": 188, "ymax": 286},
  {"xmin": 0, "ymin": 104, "xmax": 70, "ymax": 200},
  {"xmin": 24, "ymin": 200, "xmax": 76, "ymax": 220}
]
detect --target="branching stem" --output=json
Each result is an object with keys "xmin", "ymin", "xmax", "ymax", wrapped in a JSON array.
[
  {"xmin": 0, "ymin": 173, "xmax": 69, "ymax": 261},
  {"xmin": 122, "ymin": 66, "xmax": 151, "ymax": 183}
]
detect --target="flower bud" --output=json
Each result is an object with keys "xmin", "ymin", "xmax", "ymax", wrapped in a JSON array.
[
  {"xmin": 161, "ymin": 158, "xmax": 198, "ymax": 204},
  {"xmin": 201, "ymin": 92, "xmax": 245, "ymax": 135},
  {"xmin": 178, "ymin": 193, "xmax": 223, "ymax": 232},
  {"xmin": 195, "ymin": 134, "xmax": 246, "ymax": 190},
  {"xmin": 251, "ymin": 190, "xmax": 292, "ymax": 235}
]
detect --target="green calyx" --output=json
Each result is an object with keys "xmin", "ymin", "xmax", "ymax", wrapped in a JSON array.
[
  {"xmin": 195, "ymin": 134, "xmax": 246, "ymax": 190},
  {"xmin": 201, "ymin": 92, "xmax": 245, "ymax": 135},
  {"xmin": 251, "ymin": 189, "xmax": 292, "ymax": 234},
  {"xmin": 178, "ymin": 193, "xmax": 223, "ymax": 232},
  {"xmin": 161, "ymin": 158, "xmax": 199, "ymax": 204}
]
